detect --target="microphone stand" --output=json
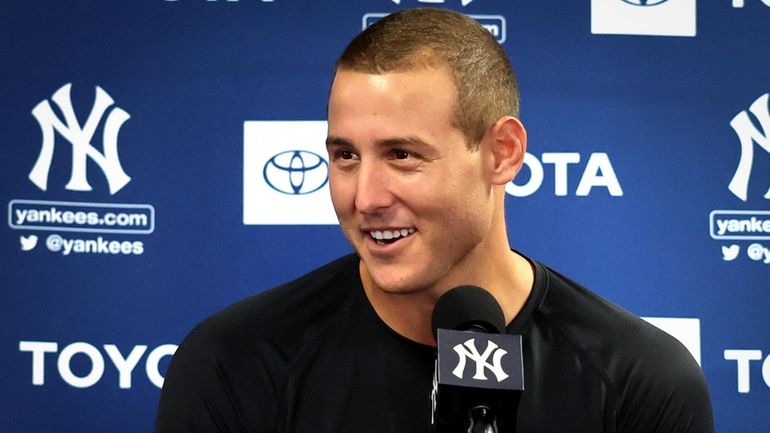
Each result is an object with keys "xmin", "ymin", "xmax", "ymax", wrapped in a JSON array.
[{"xmin": 467, "ymin": 405, "xmax": 497, "ymax": 433}]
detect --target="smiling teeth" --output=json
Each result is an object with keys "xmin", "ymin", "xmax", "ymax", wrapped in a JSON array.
[{"xmin": 369, "ymin": 228, "xmax": 415, "ymax": 240}]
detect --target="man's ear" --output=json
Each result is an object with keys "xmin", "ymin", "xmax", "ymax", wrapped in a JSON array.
[{"xmin": 482, "ymin": 116, "xmax": 527, "ymax": 185}]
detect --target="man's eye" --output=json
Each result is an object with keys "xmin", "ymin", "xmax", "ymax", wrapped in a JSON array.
[
  {"xmin": 337, "ymin": 150, "xmax": 355, "ymax": 160},
  {"xmin": 393, "ymin": 150, "xmax": 409, "ymax": 160}
]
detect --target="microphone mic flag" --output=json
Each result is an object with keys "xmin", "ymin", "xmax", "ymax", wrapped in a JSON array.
[{"xmin": 431, "ymin": 285, "xmax": 524, "ymax": 433}]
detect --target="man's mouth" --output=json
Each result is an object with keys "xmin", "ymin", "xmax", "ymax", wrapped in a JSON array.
[{"xmin": 368, "ymin": 228, "xmax": 416, "ymax": 245}]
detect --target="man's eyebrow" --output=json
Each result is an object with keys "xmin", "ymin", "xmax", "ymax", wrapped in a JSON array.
[
  {"xmin": 325, "ymin": 136, "xmax": 432, "ymax": 148},
  {"xmin": 377, "ymin": 137, "xmax": 432, "ymax": 148},
  {"xmin": 325, "ymin": 136, "xmax": 350, "ymax": 148}
]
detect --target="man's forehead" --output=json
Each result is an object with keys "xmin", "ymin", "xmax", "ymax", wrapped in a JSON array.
[
  {"xmin": 329, "ymin": 67, "xmax": 458, "ymax": 107},
  {"xmin": 331, "ymin": 63, "xmax": 455, "ymax": 88},
  {"xmin": 335, "ymin": 47, "xmax": 448, "ymax": 75},
  {"xmin": 327, "ymin": 68, "xmax": 463, "ymax": 146}
]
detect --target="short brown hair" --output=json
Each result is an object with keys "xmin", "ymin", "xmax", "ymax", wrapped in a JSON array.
[{"xmin": 335, "ymin": 8, "xmax": 519, "ymax": 148}]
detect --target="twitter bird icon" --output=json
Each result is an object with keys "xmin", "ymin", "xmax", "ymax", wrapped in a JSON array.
[
  {"xmin": 721, "ymin": 244, "xmax": 740, "ymax": 261},
  {"xmin": 20, "ymin": 235, "xmax": 38, "ymax": 251}
]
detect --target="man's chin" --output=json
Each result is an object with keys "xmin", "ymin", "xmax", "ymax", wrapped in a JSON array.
[
  {"xmin": 377, "ymin": 285, "xmax": 423, "ymax": 296},
  {"xmin": 368, "ymin": 274, "xmax": 428, "ymax": 296},
  {"xmin": 360, "ymin": 257, "xmax": 432, "ymax": 295}
]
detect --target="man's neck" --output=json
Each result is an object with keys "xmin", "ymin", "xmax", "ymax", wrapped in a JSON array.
[{"xmin": 359, "ymin": 249, "xmax": 534, "ymax": 346}]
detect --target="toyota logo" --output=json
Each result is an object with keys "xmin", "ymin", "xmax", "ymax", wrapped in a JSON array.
[
  {"xmin": 263, "ymin": 150, "xmax": 329, "ymax": 195},
  {"xmin": 620, "ymin": 0, "xmax": 668, "ymax": 5}
]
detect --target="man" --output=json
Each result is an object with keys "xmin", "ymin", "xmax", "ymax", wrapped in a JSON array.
[{"xmin": 156, "ymin": 8, "xmax": 714, "ymax": 433}]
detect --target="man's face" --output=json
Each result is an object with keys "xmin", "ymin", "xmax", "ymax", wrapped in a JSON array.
[{"xmin": 326, "ymin": 68, "xmax": 496, "ymax": 295}]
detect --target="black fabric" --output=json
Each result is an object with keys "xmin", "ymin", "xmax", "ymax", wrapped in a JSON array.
[{"xmin": 155, "ymin": 254, "xmax": 714, "ymax": 433}]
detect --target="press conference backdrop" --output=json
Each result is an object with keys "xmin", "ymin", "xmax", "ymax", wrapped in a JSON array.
[{"xmin": 1, "ymin": 0, "xmax": 768, "ymax": 432}]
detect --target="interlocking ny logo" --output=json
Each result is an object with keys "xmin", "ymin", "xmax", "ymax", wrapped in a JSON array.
[
  {"xmin": 29, "ymin": 83, "xmax": 131, "ymax": 195},
  {"xmin": 452, "ymin": 338, "xmax": 509, "ymax": 382},
  {"xmin": 729, "ymin": 93, "xmax": 770, "ymax": 202}
]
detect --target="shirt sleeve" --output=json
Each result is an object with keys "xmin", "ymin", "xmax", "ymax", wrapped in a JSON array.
[
  {"xmin": 615, "ymin": 330, "xmax": 715, "ymax": 433},
  {"xmin": 154, "ymin": 320, "xmax": 283, "ymax": 433}
]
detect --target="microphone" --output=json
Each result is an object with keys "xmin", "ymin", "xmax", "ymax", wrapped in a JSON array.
[{"xmin": 430, "ymin": 285, "xmax": 524, "ymax": 433}]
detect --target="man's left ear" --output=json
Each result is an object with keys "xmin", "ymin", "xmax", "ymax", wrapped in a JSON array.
[{"xmin": 482, "ymin": 116, "xmax": 527, "ymax": 185}]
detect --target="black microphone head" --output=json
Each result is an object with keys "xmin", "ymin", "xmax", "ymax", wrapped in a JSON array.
[{"xmin": 431, "ymin": 285, "xmax": 505, "ymax": 338}]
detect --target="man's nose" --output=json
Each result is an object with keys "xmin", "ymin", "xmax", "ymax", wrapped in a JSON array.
[{"xmin": 354, "ymin": 162, "xmax": 394, "ymax": 214}]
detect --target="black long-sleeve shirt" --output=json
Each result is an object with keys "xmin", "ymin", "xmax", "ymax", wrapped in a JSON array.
[{"xmin": 155, "ymin": 254, "xmax": 714, "ymax": 433}]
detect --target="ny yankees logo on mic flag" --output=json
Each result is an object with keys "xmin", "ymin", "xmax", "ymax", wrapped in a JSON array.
[{"xmin": 436, "ymin": 329, "xmax": 524, "ymax": 391}]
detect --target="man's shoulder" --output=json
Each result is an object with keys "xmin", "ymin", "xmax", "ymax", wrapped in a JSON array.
[
  {"xmin": 184, "ymin": 254, "xmax": 361, "ymax": 360},
  {"xmin": 535, "ymin": 264, "xmax": 713, "ymax": 431},
  {"xmin": 538, "ymin": 264, "xmax": 697, "ymax": 372},
  {"xmin": 155, "ymin": 254, "xmax": 364, "ymax": 432}
]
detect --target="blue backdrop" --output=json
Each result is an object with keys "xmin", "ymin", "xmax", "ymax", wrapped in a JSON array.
[{"xmin": 2, "ymin": 1, "xmax": 769, "ymax": 432}]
